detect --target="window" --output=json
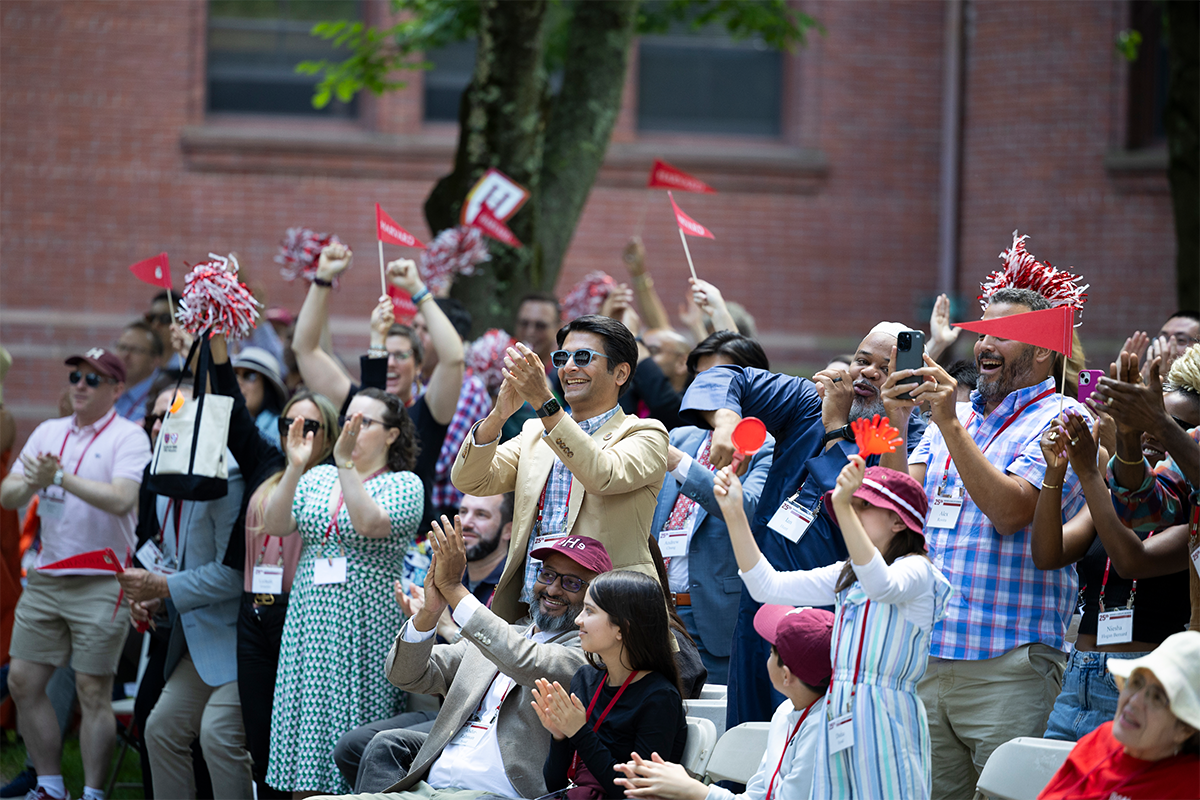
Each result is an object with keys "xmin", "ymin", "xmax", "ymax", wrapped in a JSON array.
[
  {"xmin": 422, "ymin": 40, "xmax": 477, "ymax": 122},
  {"xmin": 637, "ymin": 32, "xmax": 782, "ymax": 136},
  {"xmin": 207, "ymin": 0, "xmax": 361, "ymax": 117},
  {"xmin": 1126, "ymin": 0, "xmax": 1169, "ymax": 150}
]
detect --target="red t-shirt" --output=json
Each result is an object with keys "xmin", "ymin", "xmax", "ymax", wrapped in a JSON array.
[{"xmin": 1039, "ymin": 721, "xmax": 1199, "ymax": 800}]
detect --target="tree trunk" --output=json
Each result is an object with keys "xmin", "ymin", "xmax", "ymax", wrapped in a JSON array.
[{"xmin": 1165, "ymin": 0, "xmax": 1199, "ymax": 309}]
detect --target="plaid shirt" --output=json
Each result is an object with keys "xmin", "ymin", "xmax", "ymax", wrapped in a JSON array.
[
  {"xmin": 910, "ymin": 378, "xmax": 1087, "ymax": 660},
  {"xmin": 520, "ymin": 405, "xmax": 621, "ymax": 601},
  {"xmin": 432, "ymin": 371, "xmax": 493, "ymax": 512},
  {"xmin": 1108, "ymin": 426, "xmax": 1200, "ymax": 531}
]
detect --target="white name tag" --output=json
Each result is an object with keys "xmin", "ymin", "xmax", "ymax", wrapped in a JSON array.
[
  {"xmin": 928, "ymin": 497, "xmax": 963, "ymax": 529},
  {"xmin": 313, "ymin": 556, "xmax": 348, "ymax": 585},
  {"xmin": 1095, "ymin": 609, "xmax": 1134, "ymax": 646},
  {"xmin": 449, "ymin": 721, "xmax": 491, "ymax": 750},
  {"xmin": 252, "ymin": 565, "xmax": 284, "ymax": 594},
  {"xmin": 1191, "ymin": 546, "xmax": 1200, "ymax": 579},
  {"xmin": 768, "ymin": 498, "xmax": 816, "ymax": 543},
  {"xmin": 531, "ymin": 533, "xmax": 567, "ymax": 552},
  {"xmin": 136, "ymin": 540, "xmax": 178, "ymax": 576},
  {"xmin": 658, "ymin": 523, "xmax": 692, "ymax": 558},
  {"xmin": 38, "ymin": 495, "xmax": 65, "ymax": 519},
  {"xmin": 828, "ymin": 713, "xmax": 854, "ymax": 754}
]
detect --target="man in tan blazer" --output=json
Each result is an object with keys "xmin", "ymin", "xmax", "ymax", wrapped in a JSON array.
[{"xmin": 452, "ymin": 314, "xmax": 668, "ymax": 623}]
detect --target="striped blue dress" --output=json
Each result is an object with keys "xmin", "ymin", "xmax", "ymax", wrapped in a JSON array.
[{"xmin": 740, "ymin": 552, "xmax": 953, "ymax": 799}]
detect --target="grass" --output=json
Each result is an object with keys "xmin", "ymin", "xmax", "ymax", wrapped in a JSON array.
[{"xmin": 0, "ymin": 729, "xmax": 144, "ymax": 799}]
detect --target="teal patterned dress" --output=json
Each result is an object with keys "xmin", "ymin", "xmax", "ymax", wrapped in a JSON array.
[{"xmin": 266, "ymin": 464, "xmax": 422, "ymax": 793}]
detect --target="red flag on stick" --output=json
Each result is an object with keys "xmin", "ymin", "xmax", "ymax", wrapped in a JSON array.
[
  {"xmin": 40, "ymin": 548, "xmax": 126, "ymax": 573},
  {"xmin": 376, "ymin": 203, "xmax": 425, "ymax": 249},
  {"xmin": 469, "ymin": 205, "xmax": 523, "ymax": 248},
  {"xmin": 387, "ymin": 286, "xmax": 418, "ymax": 322},
  {"xmin": 647, "ymin": 159, "xmax": 716, "ymax": 194},
  {"xmin": 129, "ymin": 253, "xmax": 172, "ymax": 289},
  {"xmin": 669, "ymin": 192, "xmax": 715, "ymax": 240},
  {"xmin": 953, "ymin": 306, "xmax": 1075, "ymax": 355}
]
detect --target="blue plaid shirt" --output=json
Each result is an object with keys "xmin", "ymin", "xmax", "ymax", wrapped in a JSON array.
[
  {"xmin": 520, "ymin": 405, "xmax": 621, "ymax": 601},
  {"xmin": 910, "ymin": 378, "xmax": 1087, "ymax": 660}
]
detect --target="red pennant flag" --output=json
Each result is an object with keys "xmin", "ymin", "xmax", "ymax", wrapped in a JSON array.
[
  {"xmin": 376, "ymin": 203, "xmax": 425, "ymax": 249},
  {"xmin": 386, "ymin": 285, "xmax": 418, "ymax": 322},
  {"xmin": 40, "ymin": 547, "xmax": 126, "ymax": 573},
  {"xmin": 470, "ymin": 205, "xmax": 523, "ymax": 248},
  {"xmin": 128, "ymin": 253, "xmax": 172, "ymax": 289},
  {"xmin": 953, "ymin": 305, "xmax": 1075, "ymax": 355},
  {"xmin": 669, "ymin": 192, "xmax": 715, "ymax": 240},
  {"xmin": 647, "ymin": 159, "xmax": 716, "ymax": 194}
]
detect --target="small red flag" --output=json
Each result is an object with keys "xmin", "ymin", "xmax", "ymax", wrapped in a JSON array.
[
  {"xmin": 669, "ymin": 192, "xmax": 715, "ymax": 240},
  {"xmin": 647, "ymin": 159, "xmax": 716, "ymax": 194},
  {"xmin": 40, "ymin": 547, "xmax": 126, "ymax": 573},
  {"xmin": 386, "ymin": 285, "xmax": 418, "ymax": 322},
  {"xmin": 470, "ymin": 205, "xmax": 523, "ymax": 248},
  {"xmin": 953, "ymin": 306, "xmax": 1075, "ymax": 355},
  {"xmin": 128, "ymin": 253, "xmax": 172, "ymax": 289},
  {"xmin": 376, "ymin": 203, "xmax": 425, "ymax": 249}
]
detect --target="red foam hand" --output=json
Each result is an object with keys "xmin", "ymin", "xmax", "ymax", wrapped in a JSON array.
[{"xmin": 851, "ymin": 415, "xmax": 903, "ymax": 456}]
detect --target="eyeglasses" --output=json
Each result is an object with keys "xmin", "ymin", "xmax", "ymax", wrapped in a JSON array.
[
  {"xmin": 387, "ymin": 350, "xmax": 414, "ymax": 361},
  {"xmin": 1172, "ymin": 416, "xmax": 1194, "ymax": 432},
  {"xmin": 1123, "ymin": 672, "xmax": 1171, "ymax": 712},
  {"xmin": 144, "ymin": 312, "xmax": 173, "ymax": 326},
  {"xmin": 338, "ymin": 415, "xmax": 396, "ymax": 430},
  {"xmin": 234, "ymin": 370, "xmax": 261, "ymax": 383},
  {"xmin": 68, "ymin": 371, "xmax": 114, "ymax": 388},
  {"xmin": 1162, "ymin": 332, "xmax": 1200, "ymax": 347},
  {"xmin": 278, "ymin": 417, "xmax": 322, "ymax": 438},
  {"xmin": 518, "ymin": 319, "xmax": 551, "ymax": 331},
  {"xmin": 550, "ymin": 349, "xmax": 610, "ymax": 369},
  {"xmin": 147, "ymin": 412, "xmax": 166, "ymax": 426},
  {"xmin": 535, "ymin": 567, "xmax": 588, "ymax": 593}
]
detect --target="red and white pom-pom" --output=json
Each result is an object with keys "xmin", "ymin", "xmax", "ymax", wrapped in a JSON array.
[
  {"xmin": 419, "ymin": 226, "xmax": 491, "ymax": 295},
  {"xmin": 979, "ymin": 230, "xmax": 1089, "ymax": 314},
  {"xmin": 560, "ymin": 271, "xmax": 617, "ymax": 322},
  {"xmin": 466, "ymin": 328, "xmax": 517, "ymax": 397},
  {"xmin": 275, "ymin": 227, "xmax": 343, "ymax": 284},
  {"xmin": 177, "ymin": 253, "xmax": 262, "ymax": 339}
]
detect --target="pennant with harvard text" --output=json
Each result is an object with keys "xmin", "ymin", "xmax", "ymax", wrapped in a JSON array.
[
  {"xmin": 647, "ymin": 159, "xmax": 716, "ymax": 194},
  {"xmin": 129, "ymin": 253, "xmax": 172, "ymax": 289},
  {"xmin": 461, "ymin": 168, "xmax": 530, "ymax": 227},
  {"xmin": 953, "ymin": 305, "xmax": 1075, "ymax": 355},
  {"xmin": 40, "ymin": 548, "xmax": 126, "ymax": 573},
  {"xmin": 387, "ymin": 285, "xmax": 418, "ymax": 321},
  {"xmin": 376, "ymin": 203, "xmax": 425, "ymax": 249},
  {"xmin": 669, "ymin": 192, "xmax": 715, "ymax": 240},
  {"xmin": 470, "ymin": 205, "xmax": 523, "ymax": 248}
]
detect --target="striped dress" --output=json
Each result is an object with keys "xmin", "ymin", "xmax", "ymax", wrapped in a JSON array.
[{"xmin": 740, "ymin": 551, "xmax": 952, "ymax": 799}]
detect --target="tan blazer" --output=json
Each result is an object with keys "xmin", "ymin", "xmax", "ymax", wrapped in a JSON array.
[{"xmin": 451, "ymin": 406, "xmax": 669, "ymax": 622}]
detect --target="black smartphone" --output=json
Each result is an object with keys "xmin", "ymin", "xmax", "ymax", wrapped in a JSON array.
[{"xmin": 895, "ymin": 330, "xmax": 926, "ymax": 401}]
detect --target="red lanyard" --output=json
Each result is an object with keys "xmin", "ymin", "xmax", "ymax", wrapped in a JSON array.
[
  {"xmin": 766, "ymin": 697, "xmax": 819, "ymax": 800},
  {"xmin": 159, "ymin": 498, "xmax": 182, "ymax": 555},
  {"xmin": 940, "ymin": 387, "xmax": 1056, "ymax": 482},
  {"xmin": 323, "ymin": 469, "xmax": 386, "ymax": 555},
  {"xmin": 826, "ymin": 599, "xmax": 871, "ymax": 715},
  {"xmin": 536, "ymin": 474, "xmax": 573, "ymax": 532},
  {"xmin": 58, "ymin": 411, "xmax": 117, "ymax": 476},
  {"xmin": 1097, "ymin": 531, "xmax": 1153, "ymax": 613},
  {"xmin": 567, "ymin": 669, "xmax": 640, "ymax": 780}
]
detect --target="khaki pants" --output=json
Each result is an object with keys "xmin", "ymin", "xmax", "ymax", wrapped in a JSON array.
[
  {"xmin": 918, "ymin": 643, "xmax": 1065, "ymax": 800},
  {"xmin": 145, "ymin": 654, "xmax": 253, "ymax": 799}
]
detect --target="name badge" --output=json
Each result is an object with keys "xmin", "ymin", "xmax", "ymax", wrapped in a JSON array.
[
  {"xmin": 928, "ymin": 496, "xmax": 963, "ymax": 529},
  {"xmin": 1095, "ymin": 609, "xmax": 1134, "ymax": 646},
  {"xmin": 768, "ymin": 496, "xmax": 817, "ymax": 543},
  {"xmin": 449, "ymin": 721, "xmax": 492, "ymax": 750},
  {"xmin": 38, "ymin": 495, "xmax": 66, "ymax": 519},
  {"xmin": 314, "ymin": 556, "xmax": 348, "ymax": 585},
  {"xmin": 252, "ymin": 565, "xmax": 284, "ymax": 594},
  {"xmin": 1191, "ymin": 547, "xmax": 1200, "ymax": 579},
  {"xmin": 828, "ymin": 713, "xmax": 854, "ymax": 754},
  {"xmin": 531, "ymin": 533, "xmax": 567, "ymax": 552},
  {"xmin": 658, "ymin": 523, "xmax": 692, "ymax": 558},
  {"xmin": 136, "ymin": 540, "xmax": 178, "ymax": 576}
]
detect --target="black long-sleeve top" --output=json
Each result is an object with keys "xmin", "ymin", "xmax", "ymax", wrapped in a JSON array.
[{"xmin": 544, "ymin": 665, "xmax": 687, "ymax": 798}]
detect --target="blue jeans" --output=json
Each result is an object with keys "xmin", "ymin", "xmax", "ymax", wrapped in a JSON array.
[{"xmin": 1044, "ymin": 648, "xmax": 1151, "ymax": 741}]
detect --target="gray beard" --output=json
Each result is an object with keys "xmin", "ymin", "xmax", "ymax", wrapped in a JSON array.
[
  {"xmin": 976, "ymin": 346, "xmax": 1036, "ymax": 405},
  {"xmin": 529, "ymin": 591, "xmax": 583, "ymax": 634},
  {"xmin": 850, "ymin": 394, "xmax": 885, "ymax": 422}
]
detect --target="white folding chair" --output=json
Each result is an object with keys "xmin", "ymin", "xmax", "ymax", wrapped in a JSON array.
[
  {"xmin": 682, "ymin": 716, "xmax": 718, "ymax": 777},
  {"xmin": 976, "ymin": 736, "xmax": 1075, "ymax": 800},
  {"xmin": 683, "ymin": 697, "xmax": 727, "ymax": 738},
  {"xmin": 704, "ymin": 721, "xmax": 771, "ymax": 784},
  {"xmin": 699, "ymin": 683, "xmax": 728, "ymax": 700}
]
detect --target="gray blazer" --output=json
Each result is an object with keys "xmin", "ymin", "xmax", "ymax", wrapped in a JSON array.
[
  {"xmin": 650, "ymin": 426, "xmax": 774, "ymax": 658},
  {"xmin": 161, "ymin": 458, "xmax": 245, "ymax": 687},
  {"xmin": 382, "ymin": 606, "xmax": 588, "ymax": 797}
]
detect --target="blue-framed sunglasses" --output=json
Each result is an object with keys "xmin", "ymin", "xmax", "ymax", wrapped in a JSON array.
[{"xmin": 550, "ymin": 349, "xmax": 610, "ymax": 369}]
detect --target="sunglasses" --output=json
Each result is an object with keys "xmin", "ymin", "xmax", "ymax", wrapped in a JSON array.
[
  {"xmin": 278, "ymin": 417, "xmax": 322, "ymax": 438},
  {"xmin": 535, "ymin": 567, "xmax": 588, "ymax": 594},
  {"xmin": 144, "ymin": 312, "xmax": 173, "ymax": 326},
  {"xmin": 338, "ymin": 415, "xmax": 396, "ymax": 430},
  {"xmin": 68, "ymin": 371, "xmax": 114, "ymax": 388},
  {"xmin": 235, "ymin": 370, "xmax": 261, "ymax": 383},
  {"xmin": 550, "ymin": 349, "xmax": 610, "ymax": 369}
]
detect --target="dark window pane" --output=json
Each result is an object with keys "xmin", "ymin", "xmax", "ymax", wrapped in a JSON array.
[
  {"xmin": 423, "ymin": 40, "xmax": 477, "ymax": 122},
  {"xmin": 207, "ymin": 0, "xmax": 360, "ymax": 117},
  {"xmin": 1126, "ymin": 0, "xmax": 1169, "ymax": 149},
  {"xmin": 638, "ymin": 37, "xmax": 781, "ymax": 136}
]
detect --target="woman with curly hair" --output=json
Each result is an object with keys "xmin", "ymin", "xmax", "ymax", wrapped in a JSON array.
[{"xmin": 262, "ymin": 387, "xmax": 424, "ymax": 794}]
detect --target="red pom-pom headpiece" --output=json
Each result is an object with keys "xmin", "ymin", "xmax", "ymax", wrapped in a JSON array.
[
  {"xmin": 978, "ymin": 230, "xmax": 1089, "ymax": 315},
  {"xmin": 560, "ymin": 271, "xmax": 617, "ymax": 322},
  {"xmin": 419, "ymin": 226, "xmax": 491, "ymax": 295},
  {"xmin": 178, "ymin": 253, "xmax": 262, "ymax": 340},
  {"xmin": 275, "ymin": 227, "xmax": 343, "ymax": 284}
]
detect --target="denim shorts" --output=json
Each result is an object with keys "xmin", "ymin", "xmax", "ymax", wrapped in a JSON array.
[{"xmin": 1043, "ymin": 648, "xmax": 1151, "ymax": 741}]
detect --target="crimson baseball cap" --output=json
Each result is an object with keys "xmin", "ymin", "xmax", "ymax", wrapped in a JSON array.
[
  {"xmin": 823, "ymin": 465, "xmax": 928, "ymax": 541},
  {"xmin": 754, "ymin": 605, "xmax": 834, "ymax": 687},
  {"xmin": 65, "ymin": 347, "xmax": 126, "ymax": 384},
  {"xmin": 531, "ymin": 535, "xmax": 612, "ymax": 576}
]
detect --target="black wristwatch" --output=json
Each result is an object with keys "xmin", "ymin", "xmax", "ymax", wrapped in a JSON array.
[
  {"xmin": 821, "ymin": 423, "xmax": 853, "ymax": 445},
  {"xmin": 535, "ymin": 398, "xmax": 562, "ymax": 418}
]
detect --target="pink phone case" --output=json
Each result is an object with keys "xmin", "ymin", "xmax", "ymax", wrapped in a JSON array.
[{"xmin": 1077, "ymin": 370, "xmax": 1105, "ymax": 404}]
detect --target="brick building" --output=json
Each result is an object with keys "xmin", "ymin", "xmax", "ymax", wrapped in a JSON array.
[{"xmin": 0, "ymin": 0, "xmax": 1179, "ymax": 446}]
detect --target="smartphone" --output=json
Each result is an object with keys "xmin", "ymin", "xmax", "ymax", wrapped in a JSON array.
[
  {"xmin": 895, "ymin": 330, "xmax": 926, "ymax": 401},
  {"xmin": 1077, "ymin": 369, "xmax": 1105, "ymax": 405}
]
